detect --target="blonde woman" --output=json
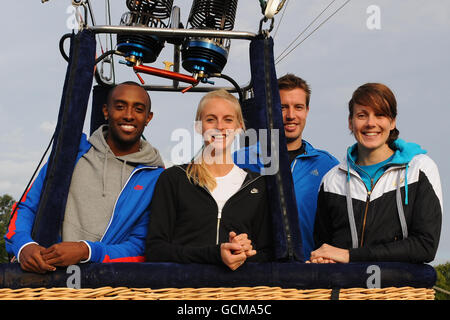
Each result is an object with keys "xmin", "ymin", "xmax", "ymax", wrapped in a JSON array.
[{"xmin": 145, "ymin": 90, "xmax": 273, "ymax": 270}]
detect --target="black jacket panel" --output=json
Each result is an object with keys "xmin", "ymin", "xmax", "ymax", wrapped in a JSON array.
[
  {"xmin": 145, "ymin": 165, "xmax": 274, "ymax": 265},
  {"xmin": 314, "ymin": 154, "xmax": 442, "ymax": 263}
]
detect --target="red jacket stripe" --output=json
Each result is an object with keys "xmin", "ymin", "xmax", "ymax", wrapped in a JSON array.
[
  {"xmin": 102, "ymin": 255, "xmax": 145, "ymax": 263},
  {"xmin": 6, "ymin": 185, "xmax": 33, "ymax": 240}
]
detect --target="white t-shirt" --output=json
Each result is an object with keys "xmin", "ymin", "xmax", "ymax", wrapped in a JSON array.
[{"xmin": 210, "ymin": 165, "xmax": 247, "ymax": 217}]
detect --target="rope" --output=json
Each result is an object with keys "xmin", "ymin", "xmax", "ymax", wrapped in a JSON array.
[
  {"xmin": 275, "ymin": 0, "xmax": 338, "ymax": 62},
  {"xmin": 6, "ymin": 133, "xmax": 55, "ymax": 232},
  {"xmin": 104, "ymin": 0, "xmax": 115, "ymax": 83},
  {"xmin": 434, "ymin": 286, "xmax": 450, "ymax": 296},
  {"xmin": 272, "ymin": 0, "xmax": 290, "ymax": 39},
  {"xmin": 83, "ymin": 0, "xmax": 105, "ymax": 54},
  {"xmin": 275, "ymin": 0, "xmax": 351, "ymax": 65}
]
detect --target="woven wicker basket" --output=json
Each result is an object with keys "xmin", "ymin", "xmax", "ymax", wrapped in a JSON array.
[{"xmin": 0, "ymin": 286, "xmax": 435, "ymax": 300}]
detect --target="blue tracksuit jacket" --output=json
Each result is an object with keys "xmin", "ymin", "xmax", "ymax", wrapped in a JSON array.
[
  {"xmin": 233, "ymin": 140, "xmax": 338, "ymax": 260},
  {"xmin": 5, "ymin": 134, "xmax": 163, "ymax": 263}
]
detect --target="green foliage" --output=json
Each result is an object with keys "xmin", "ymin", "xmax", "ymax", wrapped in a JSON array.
[
  {"xmin": 0, "ymin": 194, "xmax": 15, "ymax": 263},
  {"xmin": 434, "ymin": 262, "xmax": 450, "ymax": 300}
]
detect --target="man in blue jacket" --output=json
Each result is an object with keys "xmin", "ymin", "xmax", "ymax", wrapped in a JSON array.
[
  {"xmin": 235, "ymin": 74, "xmax": 338, "ymax": 260},
  {"xmin": 5, "ymin": 82, "xmax": 164, "ymax": 273}
]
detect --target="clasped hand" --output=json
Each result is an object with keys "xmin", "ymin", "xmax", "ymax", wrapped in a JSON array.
[
  {"xmin": 307, "ymin": 243, "xmax": 349, "ymax": 264},
  {"xmin": 20, "ymin": 233, "xmax": 256, "ymax": 273},
  {"xmin": 220, "ymin": 231, "xmax": 256, "ymax": 271},
  {"xmin": 19, "ymin": 242, "xmax": 89, "ymax": 274}
]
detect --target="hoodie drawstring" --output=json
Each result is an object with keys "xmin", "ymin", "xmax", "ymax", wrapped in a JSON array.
[
  {"xmin": 404, "ymin": 164, "xmax": 409, "ymax": 205},
  {"xmin": 345, "ymin": 166, "xmax": 409, "ymax": 247},
  {"xmin": 102, "ymin": 149, "xmax": 108, "ymax": 197},
  {"xmin": 345, "ymin": 178, "xmax": 359, "ymax": 249},
  {"xmin": 102, "ymin": 150, "xmax": 130, "ymax": 197},
  {"xmin": 346, "ymin": 161, "xmax": 351, "ymax": 182},
  {"xmin": 396, "ymin": 170, "xmax": 409, "ymax": 239},
  {"xmin": 121, "ymin": 160, "xmax": 127, "ymax": 188}
]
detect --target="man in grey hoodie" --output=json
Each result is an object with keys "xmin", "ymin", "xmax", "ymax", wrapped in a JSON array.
[{"xmin": 14, "ymin": 82, "xmax": 165, "ymax": 273}]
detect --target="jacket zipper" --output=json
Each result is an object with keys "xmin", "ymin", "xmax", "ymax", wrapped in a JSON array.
[
  {"xmin": 343, "ymin": 164, "xmax": 405, "ymax": 247},
  {"xmin": 359, "ymin": 179, "xmax": 372, "ymax": 247},
  {"xmin": 201, "ymin": 174, "xmax": 264, "ymax": 245},
  {"xmin": 290, "ymin": 151, "xmax": 314, "ymax": 173},
  {"xmin": 192, "ymin": 186, "xmax": 220, "ymax": 244},
  {"xmin": 100, "ymin": 166, "xmax": 158, "ymax": 242},
  {"xmin": 216, "ymin": 208, "xmax": 222, "ymax": 245},
  {"xmin": 177, "ymin": 165, "xmax": 264, "ymax": 245},
  {"xmin": 291, "ymin": 158, "xmax": 298, "ymax": 173}
]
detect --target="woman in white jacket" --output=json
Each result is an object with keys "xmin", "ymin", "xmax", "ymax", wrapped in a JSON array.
[{"xmin": 310, "ymin": 83, "xmax": 443, "ymax": 264}]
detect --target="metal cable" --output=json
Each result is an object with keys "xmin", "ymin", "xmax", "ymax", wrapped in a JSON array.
[
  {"xmin": 272, "ymin": 0, "xmax": 289, "ymax": 39},
  {"xmin": 275, "ymin": 0, "xmax": 351, "ymax": 65},
  {"xmin": 275, "ymin": 0, "xmax": 338, "ymax": 62}
]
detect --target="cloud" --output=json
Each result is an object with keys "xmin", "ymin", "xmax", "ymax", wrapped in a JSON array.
[{"xmin": 39, "ymin": 121, "xmax": 56, "ymax": 134}]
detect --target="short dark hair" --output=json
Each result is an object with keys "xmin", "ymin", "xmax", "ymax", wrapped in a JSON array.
[
  {"xmin": 348, "ymin": 83, "xmax": 399, "ymax": 145},
  {"xmin": 278, "ymin": 73, "xmax": 311, "ymax": 106},
  {"xmin": 106, "ymin": 81, "xmax": 152, "ymax": 111}
]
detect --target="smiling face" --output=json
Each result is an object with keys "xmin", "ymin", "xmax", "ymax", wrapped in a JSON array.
[
  {"xmin": 103, "ymin": 84, "xmax": 153, "ymax": 156},
  {"xmin": 280, "ymin": 88, "xmax": 309, "ymax": 150},
  {"xmin": 349, "ymin": 103, "xmax": 396, "ymax": 155},
  {"xmin": 199, "ymin": 97, "xmax": 243, "ymax": 156}
]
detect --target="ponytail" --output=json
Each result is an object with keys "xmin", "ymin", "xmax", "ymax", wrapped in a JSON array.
[{"xmin": 186, "ymin": 157, "xmax": 217, "ymax": 191}]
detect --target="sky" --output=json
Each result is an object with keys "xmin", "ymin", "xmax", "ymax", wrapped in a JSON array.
[{"xmin": 0, "ymin": 1, "xmax": 448, "ymax": 265}]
